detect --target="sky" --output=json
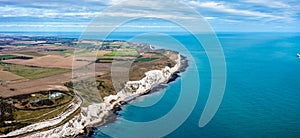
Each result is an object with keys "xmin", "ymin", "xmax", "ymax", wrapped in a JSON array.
[{"xmin": 0, "ymin": 0, "xmax": 299, "ymax": 32}]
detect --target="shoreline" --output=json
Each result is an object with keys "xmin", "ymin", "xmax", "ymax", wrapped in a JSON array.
[
  {"xmin": 1, "ymin": 54, "xmax": 188, "ymax": 138},
  {"xmin": 78, "ymin": 55, "xmax": 189, "ymax": 137}
]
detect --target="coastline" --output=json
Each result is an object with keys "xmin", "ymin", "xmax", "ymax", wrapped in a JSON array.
[
  {"xmin": 1, "ymin": 54, "xmax": 188, "ymax": 138},
  {"xmin": 78, "ymin": 55, "xmax": 189, "ymax": 137}
]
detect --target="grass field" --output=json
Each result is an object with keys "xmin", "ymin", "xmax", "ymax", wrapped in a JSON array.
[
  {"xmin": 94, "ymin": 52, "xmax": 177, "ymax": 95},
  {"xmin": 129, "ymin": 54, "xmax": 176, "ymax": 81},
  {"xmin": 104, "ymin": 49, "xmax": 139, "ymax": 57},
  {"xmin": 18, "ymin": 52, "xmax": 45, "ymax": 57},
  {"xmin": 135, "ymin": 58, "xmax": 159, "ymax": 62},
  {"xmin": 14, "ymin": 103, "xmax": 69, "ymax": 122},
  {"xmin": 0, "ymin": 62, "xmax": 70, "ymax": 80},
  {"xmin": 0, "ymin": 96, "xmax": 71, "ymax": 135},
  {"xmin": 0, "ymin": 104, "xmax": 69, "ymax": 134}
]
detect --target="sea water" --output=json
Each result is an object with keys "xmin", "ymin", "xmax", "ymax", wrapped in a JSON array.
[
  {"xmin": 2, "ymin": 32, "xmax": 300, "ymax": 137},
  {"xmin": 92, "ymin": 32, "xmax": 300, "ymax": 137}
]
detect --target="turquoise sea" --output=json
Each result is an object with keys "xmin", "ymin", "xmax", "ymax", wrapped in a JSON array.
[
  {"xmin": 1, "ymin": 32, "xmax": 300, "ymax": 137},
  {"xmin": 91, "ymin": 32, "xmax": 300, "ymax": 138}
]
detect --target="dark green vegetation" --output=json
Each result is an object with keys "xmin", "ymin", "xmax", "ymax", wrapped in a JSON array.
[
  {"xmin": 0, "ymin": 55, "xmax": 32, "ymax": 60},
  {"xmin": 96, "ymin": 58, "xmax": 114, "ymax": 63},
  {"xmin": 0, "ymin": 90, "xmax": 74, "ymax": 134},
  {"xmin": 96, "ymin": 73, "xmax": 117, "ymax": 98},
  {"xmin": 135, "ymin": 58, "xmax": 159, "ymax": 62},
  {"xmin": 13, "ymin": 91, "xmax": 73, "ymax": 110},
  {"xmin": 0, "ymin": 55, "xmax": 18, "ymax": 60}
]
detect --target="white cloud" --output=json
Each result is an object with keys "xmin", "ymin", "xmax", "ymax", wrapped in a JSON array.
[
  {"xmin": 244, "ymin": 0, "xmax": 291, "ymax": 8},
  {"xmin": 0, "ymin": 6, "xmax": 102, "ymax": 18},
  {"xmin": 204, "ymin": 16, "xmax": 216, "ymax": 20},
  {"xmin": 0, "ymin": 0, "xmax": 299, "ymax": 32},
  {"xmin": 187, "ymin": 1, "xmax": 284, "ymax": 19},
  {"xmin": 86, "ymin": 0, "xmax": 125, "ymax": 5},
  {"xmin": 99, "ymin": 11, "xmax": 196, "ymax": 20}
]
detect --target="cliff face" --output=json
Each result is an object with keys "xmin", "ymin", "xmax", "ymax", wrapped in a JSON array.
[
  {"xmin": 0, "ymin": 96, "xmax": 82, "ymax": 138},
  {"xmin": 104, "ymin": 54, "xmax": 181, "ymax": 110},
  {"xmin": 1, "ymin": 54, "xmax": 182, "ymax": 138}
]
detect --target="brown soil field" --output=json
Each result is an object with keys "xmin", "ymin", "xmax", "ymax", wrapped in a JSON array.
[
  {"xmin": 95, "ymin": 63, "xmax": 112, "ymax": 72},
  {"xmin": 97, "ymin": 50, "xmax": 111, "ymax": 57},
  {"xmin": 0, "ymin": 73, "xmax": 72, "ymax": 98},
  {"xmin": 0, "ymin": 45, "xmax": 72, "ymax": 55},
  {"xmin": 3, "ymin": 55, "xmax": 90, "ymax": 69},
  {"xmin": 0, "ymin": 71, "xmax": 25, "ymax": 81}
]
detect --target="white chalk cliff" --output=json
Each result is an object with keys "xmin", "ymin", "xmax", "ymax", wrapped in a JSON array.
[{"xmin": 0, "ymin": 54, "xmax": 182, "ymax": 138}]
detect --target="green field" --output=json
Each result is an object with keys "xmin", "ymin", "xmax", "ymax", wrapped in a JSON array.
[
  {"xmin": 14, "ymin": 104, "xmax": 69, "ymax": 122},
  {"xmin": 104, "ymin": 49, "xmax": 139, "ymax": 57},
  {"xmin": 0, "ymin": 104, "xmax": 69, "ymax": 134},
  {"xmin": 0, "ymin": 62, "xmax": 70, "ymax": 80},
  {"xmin": 155, "ymin": 53, "xmax": 165, "ymax": 56},
  {"xmin": 135, "ymin": 58, "xmax": 159, "ymax": 62},
  {"xmin": 19, "ymin": 52, "xmax": 45, "ymax": 57}
]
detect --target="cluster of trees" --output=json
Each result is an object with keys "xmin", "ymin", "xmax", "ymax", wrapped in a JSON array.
[
  {"xmin": 0, "ymin": 99, "xmax": 29, "ymax": 134},
  {"xmin": 0, "ymin": 98, "xmax": 14, "ymax": 125}
]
